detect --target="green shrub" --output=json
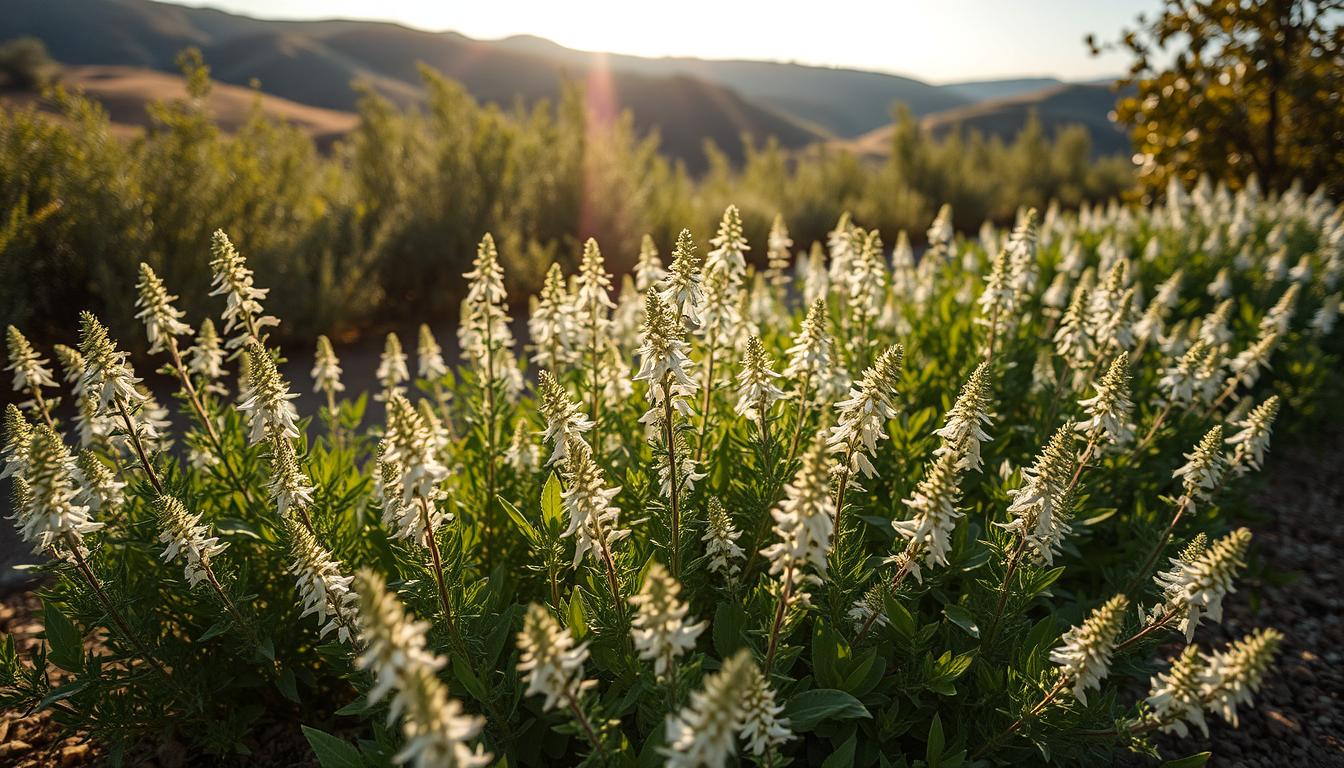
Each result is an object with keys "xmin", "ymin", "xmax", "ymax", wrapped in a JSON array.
[{"xmin": 3, "ymin": 180, "xmax": 1339, "ymax": 766}]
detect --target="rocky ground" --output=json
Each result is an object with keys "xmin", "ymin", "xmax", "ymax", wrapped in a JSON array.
[
  {"xmin": 1, "ymin": 426, "xmax": 1342, "ymax": 766},
  {"xmin": 1151, "ymin": 429, "xmax": 1344, "ymax": 767}
]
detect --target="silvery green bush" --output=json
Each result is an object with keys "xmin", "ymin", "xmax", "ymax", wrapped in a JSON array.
[{"xmin": 3, "ymin": 177, "xmax": 1342, "ymax": 766}]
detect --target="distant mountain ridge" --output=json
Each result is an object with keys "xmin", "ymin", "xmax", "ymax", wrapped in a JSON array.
[{"xmin": 0, "ymin": 0, "xmax": 1128, "ymax": 166}]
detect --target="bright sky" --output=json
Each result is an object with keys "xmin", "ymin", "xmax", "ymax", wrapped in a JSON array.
[{"xmin": 158, "ymin": 0, "xmax": 1161, "ymax": 83}]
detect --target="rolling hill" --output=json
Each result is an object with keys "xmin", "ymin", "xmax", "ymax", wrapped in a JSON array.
[
  {"xmin": 0, "ymin": 0, "xmax": 1128, "ymax": 166},
  {"xmin": 0, "ymin": 64, "xmax": 359, "ymax": 145},
  {"xmin": 847, "ymin": 83, "xmax": 1129, "ymax": 159}
]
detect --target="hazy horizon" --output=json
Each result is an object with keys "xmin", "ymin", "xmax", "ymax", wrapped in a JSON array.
[{"xmin": 153, "ymin": 0, "xmax": 1160, "ymax": 83}]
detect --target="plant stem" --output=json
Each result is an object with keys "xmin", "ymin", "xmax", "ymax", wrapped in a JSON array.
[
  {"xmin": 30, "ymin": 386, "xmax": 55, "ymax": 429},
  {"xmin": 662, "ymin": 372, "xmax": 683, "ymax": 579},
  {"xmin": 982, "ymin": 536, "xmax": 1027, "ymax": 650},
  {"xmin": 115, "ymin": 398, "xmax": 164, "ymax": 496},
  {"xmin": 166, "ymin": 338, "xmax": 255, "ymax": 506},
  {"xmin": 1133, "ymin": 402, "xmax": 1172, "ymax": 455},
  {"xmin": 763, "ymin": 569, "xmax": 794, "ymax": 676},
  {"xmin": 418, "ymin": 496, "xmax": 465, "ymax": 651},
  {"xmin": 566, "ymin": 693, "xmax": 610, "ymax": 760},
  {"xmin": 971, "ymin": 675, "xmax": 1070, "ymax": 759},
  {"xmin": 1123, "ymin": 494, "xmax": 1192, "ymax": 596},
  {"xmin": 695, "ymin": 331, "xmax": 718, "ymax": 462},
  {"xmin": 62, "ymin": 539, "xmax": 172, "ymax": 681}
]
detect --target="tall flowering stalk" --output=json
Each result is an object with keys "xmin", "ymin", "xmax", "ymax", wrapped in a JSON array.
[
  {"xmin": 1153, "ymin": 527, "xmax": 1251, "ymax": 640},
  {"xmin": 735, "ymin": 335, "xmax": 784, "ymax": 448},
  {"xmin": 634, "ymin": 292, "xmax": 698, "ymax": 577},
  {"xmin": 934, "ymin": 362, "xmax": 995, "ymax": 473},
  {"xmin": 629, "ymin": 562, "xmax": 706, "ymax": 680},
  {"xmin": 356, "ymin": 571, "xmax": 492, "ymax": 768},
  {"xmin": 537, "ymin": 370, "xmax": 594, "ymax": 468},
  {"xmin": 761, "ymin": 436, "xmax": 834, "ymax": 672},
  {"xmin": 517, "ymin": 603, "xmax": 606, "ymax": 758},
  {"xmin": 782, "ymin": 299, "xmax": 834, "ymax": 464},
  {"xmin": 79, "ymin": 312, "xmax": 165, "ymax": 485},
  {"xmin": 376, "ymin": 332, "xmax": 410, "ymax": 403},
  {"xmin": 6, "ymin": 325, "xmax": 57, "ymax": 428},
  {"xmin": 826, "ymin": 345, "xmax": 903, "ymax": 532},
  {"xmin": 311, "ymin": 334, "xmax": 345, "ymax": 425},
  {"xmin": 459, "ymin": 234, "xmax": 514, "ymax": 533},
  {"xmin": 663, "ymin": 649, "xmax": 791, "ymax": 768},
  {"xmin": 574, "ymin": 238, "xmax": 616, "ymax": 453},
  {"xmin": 890, "ymin": 445, "xmax": 966, "ymax": 583},
  {"xmin": 530, "ymin": 263, "xmax": 577, "ymax": 371},
  {"xmin": 560, "ymin": 437, "xmax": 629, "ymax": 613},
  {"xmin": 208, "ymin": 230, "xmax": 278, "ymax": 350}
]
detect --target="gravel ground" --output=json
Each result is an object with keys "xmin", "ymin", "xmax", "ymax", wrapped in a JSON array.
[
  {"xmin": 1, "ymin": 416, "xmax": 1342, "ymax": 766},
  {"xmin": 1154, "ymin": 429, "xmax": 1344, "ymax": 767}
]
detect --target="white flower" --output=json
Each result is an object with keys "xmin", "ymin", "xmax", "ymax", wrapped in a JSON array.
[
  {"xmin": 355, "ymin": 571, "xmax": 492, "ymax": 768},
  {"xmin": 634, "ymin": 292, "xmax": 698, "ymax": 433},
  {"xmin": 134, "ymin": 263, "xmax": 193, "ymax": 353},
  {"xmin": 187, "ymin": 319, "xmax": 227, "ymax": 395},
  {"xmin": 311, "ymin": 334, "xmax": 345, "ymax": 396},
  {"xmin": 286, "ymin": 519, "xmax": 360, "ymax": 643},
  {"xmin": 11, "ymin": 425, "xmax": 103, "ymax": 553},
  {"xmin": 6, "ymin": 325, "xmax": 57, "ymax": 395},
  {"xmin": 1311, "ymin": 294, "xmax": 1340, "ymax": 335},
  {"xmin": 560, "ymin": 438, "xmax": 629, "ymax": 567},
  {"xmin": 761, "ymin": 437, "xmax": 834, "ymax": 594},
  {"xmin": 636, "ymin": 234, "xmax": 667, "ymax": 292},
  {"xmin": 1159, "ymin": 340, "xmax": 1212, "ymax": 407},
  {"xmin": 933, "ymin": 362, "xmax": 994, "ymax": 472},
  {"xmin": 660, "ymin": 229, "xmax": 704, "ymax": 326},
  {"xmin": 529, "ymin": 264, "xmax": 578, "ymax": 370},
  {"xmin": 1155, "ymin": 527, "xmax": 1250, "ymax": 640},
  {"xmin": 629, "ymin": 562, "xmax": 706, "ymax": 679},
  {"xmin": 996, "ymin": 424, "xmax": 1076, "ymax": 566},
  {"xmin": 827, "ymin": 345, "xmax": 903, "ymax": 478},
  {"xmin": 783, "ymin": 299, "xmax": 835, "ymax": 399},
  {"xmin": 846, "ymin": 584, "xmax": 889, "ymax": 632},
  {"xmin": 417, "ymin": 324, "xmax": 448, "ymax": 381},
  {"xmin": 1049, "ymin": 594, "xmax": 1128, "ymax": 705},
  {"xmin": 892, "ymin": 448, "xmax": 964, "ymax": 580},
  {"xmin": 209, "ymin": 230, "xmax": 278, "ymax": 349},
  {"xmin": 517, "ymin": 602, "xmax": 594, "ymax": 711},
  {"xmin": 537, "ymin": 371, "xmax": 593, "ymax": 467},
  {"xmin": 155, "ymin": 494, "xmax": 227, "ymax": 588},
  {"xmin": 1146, "ymin": 645, "xmax": 1209, "ymax": 737},
  {"xmin": 702, "ymin": 497, "xmax": 744, "ymax": 579},
  {"xmin": 2, "ymin": 403, "xmax": 34, "ymax": 481},
  {"xmin": 1206, "ymin": 267, "xmax": 1232, "ymax": 299},
  {"xmin": 1076, "ymin": 352, "xmax": 1134, "ymax": 445},
  {"xmin": 738, "ymin": 664, "xmax": 793, "ymax": 758},
  {"xmin": 78, "ymin": 312, "xmax": 148, "ymax": 413},
  {"xmin": 1173, "ymin": 426, "xmax": 1226, "ymax": 508},
  {"xmin": 1226, "ymin": 396, "xmax": 1279, "ymax": 475},
  {"xmin": 706, "ymin": 204, "xmax": 750, "ymax": 289},
  {"xmin": 764, "ymin": 214, "xmax": 793, "ymax": 287},
  {"xmin": 268, "ymin": 435, "xmax": 316, "ymax": 520},
  {"xmin": 734, "ymin": 336, "xmax": 784, "ymax": 425},
  {"xmin": 237, "ymin": 342, "xmax": 300, "ymax": 444},
  {"xmin": 384, "ymin": 394, "xmax": 450, "ymax": 507},
  {"xmin": 1200, "ymin": 628, "xmax": 1282, "ymax": 727},
  {"xmin": 504, "ymin": 418, "xmax": 541, "ymax": 473},
  {"xmin": 74, "ymin": 450, "xmax": 124, "ymax": 517},
  {"xmin": 458, "ymin": 234, "xmax": 517, "ymax": 383},
  {"xmin": 661, "ymin": 649, "xmax": 757, "ymax": 768},
  {"xmin": 377, "ymin": 332, "xmax": 410, "ymax": 402}
]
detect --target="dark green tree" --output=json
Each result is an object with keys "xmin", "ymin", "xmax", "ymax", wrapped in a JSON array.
[{"xmin": 1091, "ymin": 0, "xmax": 1344, "ymax": 196}]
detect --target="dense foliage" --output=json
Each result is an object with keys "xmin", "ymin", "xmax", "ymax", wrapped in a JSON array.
[
  {"xmin": 1091, "ymin": 0, "xmax": 1343, "ymax": 198},
  {"xmin": 0, "ymin": 53, "xmax": 1132, "ymax": 346},
  {"xmin": 2, "ymin": 180, "xmax": 1342, "ymax": 767}
]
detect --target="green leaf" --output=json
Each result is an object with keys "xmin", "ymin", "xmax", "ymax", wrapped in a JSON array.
[
  {"xmin": 926, "ymin": 713, "xmax": 946, "ymax": 768},
  {"xmin": 541, "ymin": 472, "xmax": 563, "ymax": 528},
  {"xmin": 881, "ymin": 591, "xmax": 916, "ymax": 639},
  {"xmin": 199, "ymin": 620, "xmax": 230, "ymax": 642},
  {"xmin": 334, "ymin": 697, "xmax": 371, "ymax": 716},
  {"xmin": 783, "ymin": 689, "xmax": 871, "ymax": 731},
  {"xmin": 500, "ymin": 498, "xmax": 539, "ymax": 545},
  {"xmin": 277, "ymin": 667, "xmax": 300, "ymax": 703},
  {"xmin": 36, "ymin": 680, "xmax": 89, "ymax": 711},
  {"xmin": 1160, "ymin": 753, "xmax": 1212, "ymax": 768},
  {"xmin": 568, "ymin": 590, "xmax": 588, "ymax": 641},
  {"xmin": 942, "ymin": 605, "xmax": 979, "ymax": 639},
  {"xmin": 302, "ymin": 725, "xmax": 364, "ymax": 768},
  {"xmin": 712, "ymin": 602, "xmax": 746, "ymax": 657},
  {"xmin": 42, "ymin": 601, "xmax": 83, "ymax": 672},
  {"xmin": 821, "ymin": 732, "xmax": 857, "ymax": 768}
]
